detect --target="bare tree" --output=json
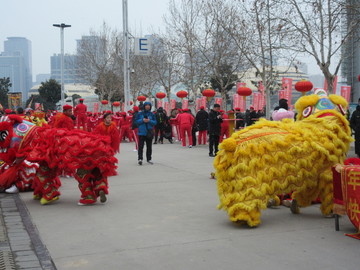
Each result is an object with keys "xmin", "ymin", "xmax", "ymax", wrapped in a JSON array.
[
  {"xmin": 280, "ymin": 0, "xmax": 360, "ymax": 93},
  {"xmin": 220, "ymin": 0, "xmax": 297, "ymax": 118},
  {"xmin": 76, "ymin": 22, "xmax": 124, "ymax": 101},
  {"xmin": 165, "ymin": 0, "xmax": 209, "ymax": 99}
]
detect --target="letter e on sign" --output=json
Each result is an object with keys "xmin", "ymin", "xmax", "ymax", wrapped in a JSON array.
[{"xmin": 134, "ymin": 37, "xmax": 152, "ymax": 56}]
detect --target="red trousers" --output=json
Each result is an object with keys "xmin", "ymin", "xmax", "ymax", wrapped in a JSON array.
[
  {"xmin": 132, "ymin": 128, "xmax": 139, "ymax": 150},
  {"xmin": 120, "ymin": 127, "xmax": 133, "ymax": 142},
  {"xmin": 198, "ymin": 130, "xmax": 207, "ymax": 145},
  {"xmin": 180, "ymin": 124, "xmax": 192, "ymax": 146},
  {"xmin": 77, "ymin": 114, "xmax": 87, "ymax": 130},
  {"xmin": 220, "ymin": 126, "xmax": 230, "ymax": 142}
]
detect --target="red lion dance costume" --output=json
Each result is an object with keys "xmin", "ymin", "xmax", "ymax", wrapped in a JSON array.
[{"xmin": 0, "ymin": 115, "xmax": 117, "ymax": 205}]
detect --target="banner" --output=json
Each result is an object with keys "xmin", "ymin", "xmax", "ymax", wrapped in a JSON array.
[
  {"xmin": 282, "ymin": 78, "xmax": 293, "ymax": 105},
  {"xmin": 260, "ymin": 93, "xmax": 266, "ymax": 110},
  {"xmin": 121, "ymin": 103, "xmax": 125, "ymax": 112},
  {"xmin": 215, "ymin": 97, "xmax": 223, "ymax": 108},
  {"xmin": 170, "ymin": 99, "xmax": 176, "ymax": 109},
  {"xmin": 195, "ymin": 98, "xmax": 201, "ymax": 112},
  {"xmin": 233, "ymin": 94, "xmax": 241, "ymax": 110},
  {"xmin": 258, "ymin": 81, "xmax": 264, "ymax": 94},
  {"xmin": 253, "ymin": 93, "xmax": 261, "ymax": 111},
  {"xmin": 182, "ymin": 99, "xmax": 189, "ymax": 109},
  {"xmin": 200, "ymin": 96, "xmax": 207, "ymax": 108},
  {"xmin": 324, "ymin": 76, "xmax": 338, "ymax": 94},
  {"xmin": 164, "ymin": 101, "xmax": 170, "ymax": 115},
  {"xmin": 93, "ymin": 102, "xmax": 99, "ymax": 113},
  {"xmin": 340, "ymin": 86, "xmax": 351, "ymax": 103},
  {"xmin": 157, "ymin": 100, "xmax": 163, "ymax": 109},
  {"xmin": 8, "ymin": 92, "xmax": 22, "ymax": 110},
  {"xmin": 279, "ymin": 90, "xmax": 286, "ymax": 100}
]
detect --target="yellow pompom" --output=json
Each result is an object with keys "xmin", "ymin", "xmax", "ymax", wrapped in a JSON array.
[{"xmin": 219, "ymin": 138, "xmax": 237, "ymax": 152}]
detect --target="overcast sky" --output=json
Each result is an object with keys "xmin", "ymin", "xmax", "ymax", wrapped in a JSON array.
[
  {"xmin": 1, "ymin": 0, "xmax": 169, "ymax": 79},
  {"xmin": 2, "ymin": 0, "xmax": 321, "ymax": 81}
]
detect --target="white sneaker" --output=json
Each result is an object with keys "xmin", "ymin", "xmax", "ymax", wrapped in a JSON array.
[
  {"xmin": 133, "ymin": 149, "xmax": 138, "ymax": 152},
  {"xmin": 5, "ymin": 185, "xmax": 19, "ymax": 194},
  {"xmin": 189, "ymin": 145, "xmax": 192, "ymax": 148}
]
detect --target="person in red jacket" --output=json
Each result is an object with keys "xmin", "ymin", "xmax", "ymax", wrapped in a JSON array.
[
  {"xmin": 74, "ymin": 98, "xmax": 87, "ymax": 130},
  {"xmin": 53, "ymin": 104, "xmax": 75, "ymax": 130},
  {"xmin": 178, "ymin": 108, "xmax": 195, "ymax": 147},
  {"xmin": 219, "ymin": 110, "xmax": 230, "ymax": 142},
  {"xmin": 93, "ymin": 112, "xmax": 120, "ymax": 153}
]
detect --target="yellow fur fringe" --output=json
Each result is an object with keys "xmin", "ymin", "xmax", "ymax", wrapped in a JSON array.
[{"xmin": 214, "ymin": 106, "xmax": 353, "ymax": 227}]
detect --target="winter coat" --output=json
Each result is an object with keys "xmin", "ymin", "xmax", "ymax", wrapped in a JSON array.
[
  {"xmin": 135, "ymin": 107, "xmax": 157, "ymax": 136},
  {"xmin": 208, "ymin": 109, "xmax": 222, "ymax": 136},
  {"xmin": 196, "ymin": 109, "xmax": 209, "ymax": 131}
]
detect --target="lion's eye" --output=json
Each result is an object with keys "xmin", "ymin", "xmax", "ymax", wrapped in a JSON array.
[
  {"xmin": 302, "ymin": 106, "xmax": 313, "ymax": 118},
  {"xmin": 0, "ymin": 130, "xmax": 8, "ymax": 142}
]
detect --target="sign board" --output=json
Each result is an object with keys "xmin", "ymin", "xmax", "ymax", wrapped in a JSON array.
[{"xmin": 134, "ymin": 37, "xmax": 152, "ymax": 56}]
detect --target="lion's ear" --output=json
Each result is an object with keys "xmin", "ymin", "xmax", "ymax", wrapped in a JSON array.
[
  {"xmin": 328, "ymin": 94, "xmax": 348, "ymax": 110},
  {"xmin": 7, "ymin": 115, "xmax": 23, "ymax": 124}
]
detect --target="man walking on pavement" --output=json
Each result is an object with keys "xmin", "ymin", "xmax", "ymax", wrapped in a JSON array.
[
  {"xmin": 135, "ymin": 102, "xmax": 157, "ymax": 165},
  {"xmin": 208, "ymin": 104, "xmax": 222, "ymax": 157},
  {"xmin": 195, "ymin": 106, "xmax": 209, "ymax": 145}
]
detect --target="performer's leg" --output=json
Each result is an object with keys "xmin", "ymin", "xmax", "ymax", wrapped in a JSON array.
[
  {"xmin": 74, "ymin": 168, "xmax": 96, "ymax": 205},
  {"xmin": 34, "ymin": 164, "xmax": 61, "ymax": 205}
]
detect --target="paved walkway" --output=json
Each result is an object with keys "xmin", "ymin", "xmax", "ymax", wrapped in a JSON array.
[{"xmin": 0, "ymin": 141, "xmax": 359, "ymax": 270}]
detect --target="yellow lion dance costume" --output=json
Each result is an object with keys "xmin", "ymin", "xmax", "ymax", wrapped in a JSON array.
[{"xmin": 214, "ymin": 89, "xmax": 353, "ymax": 227}]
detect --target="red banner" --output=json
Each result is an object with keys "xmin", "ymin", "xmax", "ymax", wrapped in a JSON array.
[
  {"xmin": 215, "ymin": 98, "xmax": 223, "ymax": 108},
  {"xmin": 93, "ymin": 102, "xmax": 99, "ymax": 113},
  {"xmin": 201, "ymin": 97, "xmax": 207, "ymax": 108},
  {"xmin": 279, "ymin": 90, "xmax": 286, "ymax": 100},
  {"xmin": 195, "ymin": 98, "xmax": 200, "ymax": 112},
  {"xmin": 341, "ymin": 166, "xmax": 360, "ymax": 232},
  {"xmin": 233, "ymin": 94, "xmax": 241, "ymax": 110},
  {"xmin": 252, "ymin": 93, "xmax": 260, "ymax": 111},
  {"xmin": 260, "ymin": 93, "xmax": 266, "ymax": 110},
  {"xmin": 258, "ymin": 81, "xmax": 264, "ymax": 94},
  {"xmin": 182, "ymin": 99, "xmax": 189, "ymax": 109},
  {"xmin": 157, "ymin": 100, "xmax": 163, "ymax": 108},
  {"xmin": 282, "ymin": 78, "xmax": 293, "ymax": 105},
  {"xmin": 170, "ymin": 99, "xmax": 176, "ymax": 109},
  {"xmin": 164, "ymin": 101, "xmax": 170, "ymax": 115},
  {"xmin": 121, "ymin": 103, "xmax": 125, "ymax": 112},
  {"xmin": 340, "ymin": 86, "xmax": 351, "ymax": 103}
]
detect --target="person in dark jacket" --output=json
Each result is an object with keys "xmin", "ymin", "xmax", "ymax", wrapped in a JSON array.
[
  {"xmin": 247, "ymin": 106, "xmax": 258, "ymax": 126},
  {"xmin": 154, "ymin": 107, "xmax": 167, "ymax": 144},
  {"xmin": 208, "ymin": 104, "xmax": 222, "ymax": 157},
  {"xmin": 195, "ymin": 106, "xmax": 209, "ymax": 145},
  {"xmin": 350, "ymin": 104, "xmax": 360, "ymax": 157},
  {"xmin": 135, "ymin": 102, "xmax": 157, "ymax": 165}
]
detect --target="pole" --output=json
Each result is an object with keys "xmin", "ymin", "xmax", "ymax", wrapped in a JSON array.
[
  {"xmin": 60, "ymin": 27, "xmax": 65, "ymax": 106},
  {"xmin": 123, "ymin": 0, "xmax": 131, "ymax": 112},
  {"xmin": 53, "ymin": 23, "xmax": 71, "ymax": 107}
]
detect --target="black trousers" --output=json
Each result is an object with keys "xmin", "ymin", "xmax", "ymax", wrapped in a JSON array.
[
  {"xmin": 355, "ymin": 132, "xmax": 360, "ymax": 157},
  {"xmin": 154, "ymin": 127, "xmax": 164, "ymax": 142},
  {"xmin": 138, "ymin": 135, "xmax": 153, "ymax": 161},
  {"xmin": 209, "ymin": 134, "xmax": 220, "ymax": 155}
]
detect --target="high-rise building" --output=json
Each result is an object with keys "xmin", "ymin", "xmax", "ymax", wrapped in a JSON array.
[
  {"xmin": 50, "ymin": 54, "xmax": 83, "ymax": 84},
  {"xmin": 0, "ymin": 37, "xmax": 32, "ymax": 101}
]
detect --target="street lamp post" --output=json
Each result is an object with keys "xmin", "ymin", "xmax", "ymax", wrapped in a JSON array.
[
  {"xmin": 123, "ymin": 0, "xmax": 131, "ymax": 112},
  {"xmin": 53, "ymin": 23, "xmax": 71, "ymax": 107}
]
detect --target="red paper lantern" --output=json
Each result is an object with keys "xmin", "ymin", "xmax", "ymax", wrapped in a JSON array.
[
  {"xmin": 101, "ymin": 100, "xmax": 109, "ymax": 105},
  {"xmin": 156, "ymin": 92, "xmax": 166, "ymax": 99},
  {"xmin": 112, "ymin": 101, "xmax": 120, "ymax": 107},
  {"xmin": 202, "ymin": 89, "xmax": 216, "ymax": 98},
  {"xmin": 137, "ymin": 95, "xmax": 147, "ymax": 102},
  {"xmin": 295, "ymin": 80, "xmax": 313, "ymax": 95},
  {"xmin": 237, "ymin": 87, "xmax": 252, "ymax": 100},
  {"xmin": 176, "ymin": 90, "xmax": 188, "ymax": 99},
  {"xmin": 130, "ymin": 101, "xmax": 133, "ymax": 105}
]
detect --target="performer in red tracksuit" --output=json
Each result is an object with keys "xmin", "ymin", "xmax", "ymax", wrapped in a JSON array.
[
  {"xmin": 178, "ymin": 108, "xmax": 194, "ymax": 147},
  {"xmin": 219, "ymin": 110, "xmax": 230, "ymax": 142},
  {"xmin": 74, "ymin": 98, "xmax": 87, "ymax": 130}
]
